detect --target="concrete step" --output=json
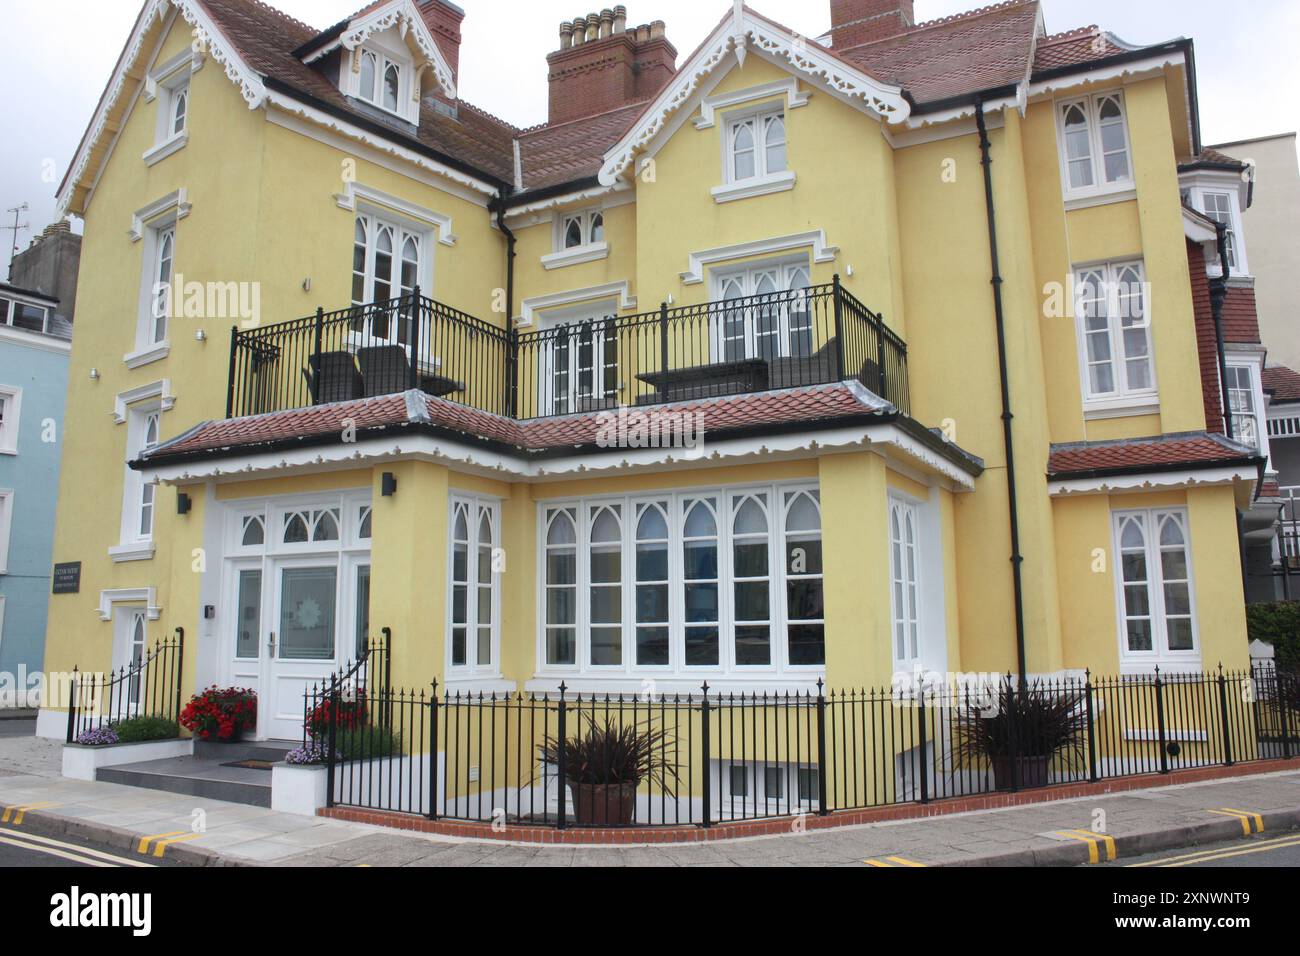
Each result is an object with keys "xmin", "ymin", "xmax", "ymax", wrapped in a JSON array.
[
  {"xmin": 192, "ymin": 739, "xmax": 297, "ymax": 763},
  {"xmin": 96, "ymin": 754, "xmax": 279, "ymax": 808}
]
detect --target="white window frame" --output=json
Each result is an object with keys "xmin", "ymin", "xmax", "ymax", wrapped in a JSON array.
[
  {"xmin": 112, "ymin": 405, "xmax": 164, "ymax": 561},
  {"xmin": 888, "ymin": 496, "xmax": 921, "ymax": 672},
  {"xmin": 1056, "ymin": 90, "xmax": 1134, "ymax": 201},
  {"xmin": 710, "ymin": 258, "xmax": 814, "ymax": 363},
  {"xmin": 446, "ymin": 494, "xmax": 502, "ymax": 678},
  {"xmin": 0, "ymin": 385, "xmax": 21, "ymax": 455},
  {"xmin": 349, "ymin": 211, "xmax": 432, "ymax": 350},
  {"xmin": 1112, "ymin": 508, "xmax": 1201, "ymax": 673},
  {"xmin": 0, "ymin": 295, "xmax": 51, "ymax": 335},
  {"xmin": 1224, "ymin": 355, "xmax": 1270, "ymax": 465},
  {"xmin": 534, "ymin": 482, "xmax": 824, "ymax": 685},
  {"xmin": 1073, "ymin": 259, "xmax": 1158, "ymax": 415},
  {"xmin": 1187, "ymin": 183, "xmax": 1251, "ymax": 278},
  {"xmin": 713, "ymin": 105, "xmax": 795, "ymax": 203},
  {"xmin": 542, "ymin": 209, "xmax": 609, "ymax": 269},
  {"xmin": 0, "ymin": 489, "xmax": 12, "ymax": 574},
  {"xmin": 352, "ymin": 44, "xmax": 417, "ymax": 123},
  {"xmin": 143, "ymin": 50, "xmax": 194, "ymax": 165},
  {"xmin": 129, "ymin": 215, "xmax": 178, "ymax": 367}
]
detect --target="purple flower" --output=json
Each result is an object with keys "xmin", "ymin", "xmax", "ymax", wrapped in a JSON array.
[
  {"xmin": 76, "ymin": 726, "xmax": 120, "ymax": 747},
  {"xmin": 285, "ymin": 745, "xmax": 326, "ymax": 766}
]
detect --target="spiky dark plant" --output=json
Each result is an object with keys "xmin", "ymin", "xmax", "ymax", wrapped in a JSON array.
[
  {"xmin": 954, "ymin": 679, "xmax": 1087, "ymax": 765},
  {"xmin": 540, "ymin": 713, "xmax": 679, "ymax": 789}
]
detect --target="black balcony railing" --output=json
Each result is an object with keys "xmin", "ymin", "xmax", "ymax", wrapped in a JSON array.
[{"xmin": 226, "ymin": 278, "xmax": 909, "ymax": 421}]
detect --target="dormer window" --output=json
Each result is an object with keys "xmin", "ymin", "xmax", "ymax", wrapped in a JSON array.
[
  {"xmin": 356, "ymin": 47, "xmax": 408, "ymax": 120},
  {"xmin": 1183, "ymin": 179, "xmax": 1251, "ymax": 277}
]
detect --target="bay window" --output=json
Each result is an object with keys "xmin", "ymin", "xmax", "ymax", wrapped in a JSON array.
[
  {"xmin": 1113, "ymin": 508, "xmax": 1199, "ymax": 669},
  {"xmin": 538, "ymin": 483, "xmax": 823, "ymax": 679}
]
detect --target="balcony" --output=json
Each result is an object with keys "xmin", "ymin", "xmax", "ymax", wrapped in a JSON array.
[{"xmin": 226, "ymin": 280, "xmax": 909, "ymax": 422}]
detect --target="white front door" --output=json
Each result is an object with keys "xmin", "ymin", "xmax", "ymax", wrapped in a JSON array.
[
  {"xmin": 715, "ymin": 263, "xmax": 813, "ymax": 363},
  {"xmin": 540, "ymin": 309, "xmax": 618, "ymax": 415},
  {"xmin": 264, "ymin": 558, "xmax": 341, "ymax": 740}
]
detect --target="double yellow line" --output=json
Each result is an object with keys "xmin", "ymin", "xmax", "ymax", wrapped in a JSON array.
[
  {"xmin": 1130, "ymin": 833, "xmax": 1300, "ymax": 867},
  {"xmin": 1056, "ymin": 828, "xmax": 1117, "ymax": 864},
  {"xmin": 137, "ymin": 829, "xmax": 205, "ymax": 858}
]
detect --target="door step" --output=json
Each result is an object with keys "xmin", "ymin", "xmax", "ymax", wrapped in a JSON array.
[{"xmin": 95, "ymin": 742, "xmax": 298, "ymax": 808}]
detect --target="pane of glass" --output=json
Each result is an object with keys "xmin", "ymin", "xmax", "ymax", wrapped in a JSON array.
[
  {"xmin": 590, "ymin": 586, "xmax": 621, "ymax": 624},
  {"xmin": 637, "ymin": 507, "xmax": 668, "ymax": 540},
  {"xmin": 590, "ymin": 548, "xmax": 620, "ymax": 584},
  {"xmin": 1163, "ymin": 583, "xmax": 1191, "ymax": 617},
  {"xmin": 1124, "ymin": 584, "xmax": 1151, "ymax": 617},
  {"xmin": 1127, "ymin": 619, "xmax": 1153, "ymax": 652},
  {"xmin": 1159, "ymin": 517, "xmax": 1185, "ymax": 548},
  {"xmin": 787, "ymin": 623, "xmax": 825, "ymax": 666},
  {"xmin": 360, "ymin": 52, "xmax": 376, "ymax": 100},
  {"xmin": 546, "ymin": 551, "xmax": 576, "ymax": 587},
  {"xmin": 734, "ymin": 498, "xmax": 767, "ymax": 534},
  {"xmin": 355, "ymin": 565, "xmax": 370, "ymax": 658},
  {"xmin": 548, "ymin": 512, "xmax": 576, "ymax": 546},
  {"xmin": 589, "ymin": 213, "xmax": 604, "ymax": 243},
  {"xmin": 684, "ymin": 583, "xmax": 718, "ymax": 623},
  {"xmin": 590, "ymin": 627, "xmax": 621, "ymax": 666},
  {"xmin": 1161, "ymin": 549, "xmax": 1188, "ymax": 581},
  {"xmin": 734, "ymin": 581, "xmax": 770, "ymax": 620},
  {"xmin": 564, "ymin": 218, "xmax": 583, "ymax": 249},
  {"xmin": 452, "ymin": 627, "xmax": 466, "ymax": 665},
  {"xmin": 636, "ymin": 627, "xmax": 670, "ymax": 666},
  {"xmin": 785, "ymin": 493, "xmax": 820, "ymax": 533},
  {"xmin": 477, "ymin": 627, "xmax": 492, "ymax": 667},
  {"xmin": 284, "ymin": 514, "xmax": 309, "ymax": 543},
  {"xmin": 11, "ymin": 303, "xmax": 47, "ymax": 332},
  {"xmin": 1103, "ymin": 150, "xmax": 1130, "ymax": 182},
  {"xmin": 313, "ymin": 510, "xmax": 339, "ymax": 542},
  {"xmin": 1166, "ymin": 618, "xmax": 1194, "ymax": 652},
  {"xmin": 1121, "ymin": 551, "xmax": 1147, "ymax": 583},
  {"xmin": 785, "ymin": 539, "xmax": 823, "ymax": 576},
  {"xmin": 451, "ymin": 585, "xmax": 466, "ymax": 623},
  {"xmin": 683, "ymin": 541, "xmax": 718, "ymax": 580},
  {"xmin": 797, "ymin": 768, "xmax": 818, "ymax": 802},
  {"xmin": 242, "ymin": 516, "xmax": 264, "ymax": 547},
  {"xmin": 546, "ymin": 589, "xmax": 574, "ymax": 625},
  {"xmin": 236, "ymin": 570, "xmax": 261, "ymax": 659},
  {"xmin": 730, "ymin": 766, "xmax": 748, "ymax": 797},
  {"xmin": 734, "ymin": 541, "xmax": 768, "ymax": 577},
  {"xmin": 684, "ymin": 501, "xmax": 717, "ymax": 538},
  {"xmin": 1089, "ymin": 363, "xmax": 1115, "ymax": 395},
  {"xmin": 547, "ymin": 629, "xmax": 575, "ymax": 665},
  {"xmin": 383, "ymin": 64, "xmax": 400, "ymax": 111},
  {"xmin": 279, "ymin": 567, "xmax": 337, "ymax": 661},
  {"xmin": 477, "ymin": 585, "xmax": 492, "ymax": 624},
  {"xmin": 786, "ymin": 579, "xmax": 824, "ymax": 620},
  {"xmin": 764, "ymin": 767, "xmax": 784, "ymax": 799},
  {"xmin": 735, "ymin": 625, "xmax": 771, "ymax": 665},
  {"xmin": 636, "ymin": 583, "xmax": 668, "ymax": 622},
  {"xmin": 685, "ymin": 627, "xmax": 719, "ymax": 665}
]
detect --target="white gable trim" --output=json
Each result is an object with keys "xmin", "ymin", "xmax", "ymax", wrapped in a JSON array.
[
  {"xmin": 1048, "ymin": 464, "xmax": 1257, "ymax": 498},
  {"xmin": 58, "ymin": 0, "xmax": 266, "ymax": 217},
  {"xmin": 302, "ymin": 0, "xmax": 456, "ymax": 99},
  {"xmin": 597, "ymin": 6, "xmax": 909, "ymax": 186}
]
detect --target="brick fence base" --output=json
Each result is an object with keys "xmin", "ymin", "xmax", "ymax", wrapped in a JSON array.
[{"xmin": 318, "ymin": 757, "xmax": 1300, "ymax": 845}]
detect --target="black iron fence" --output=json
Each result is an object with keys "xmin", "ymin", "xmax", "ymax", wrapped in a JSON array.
[
  {"xmin": 300, "ymin": 628, "xmax": 392, "ymax": 752},
  {"xmin": 227, "ymin": 278, "xmax": 909, "ymax": 422},
  {"xmin": 302, "ymin": 664, "xmax": 1297, "ymax": 829},
  {"xmin": 66, "ymin": 628, "xmax": 185, "ymax": 744}
]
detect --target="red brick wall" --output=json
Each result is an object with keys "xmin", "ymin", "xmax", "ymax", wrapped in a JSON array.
[
  {"xmin": 1188, "ymin": 238, "xmax": 1225, "ymax": 434},
  {"xmin": 546, "ymin": 32, "xmax": 677, "ymax": 126},
  {"xmin": 416, "ymin": 0, "xmax": 463, "ymax": 100},
  {"xmin": 830, "ymin": 0, "xmax": 915, "ymax": 49},
  {"xmin": 1222, "ymin": 284, "xmax": 1261, "ymax": 345}
]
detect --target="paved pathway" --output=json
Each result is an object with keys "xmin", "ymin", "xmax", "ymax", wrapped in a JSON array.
[{"xmin": 2, "ymin": 734, "xmax": 1298, "ymax": 867}]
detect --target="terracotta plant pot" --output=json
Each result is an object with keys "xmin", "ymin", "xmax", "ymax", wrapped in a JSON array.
[
  {"xmin": 992, "ymin": 754, "xmax": 1052, "ymax": 791},
  {"xmin": 567, "ymin": 780, "xmax": 638, "ymax": 826}
]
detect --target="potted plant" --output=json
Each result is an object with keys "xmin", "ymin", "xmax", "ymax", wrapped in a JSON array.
[
  {"xmin": 180, "ymin": 686, "xmax": 257, "ymax": 742},
  {"xmin": 540, "ymin": 714, "xmax": 678, "ymax": 826},
  {"xmin": 954, "ymin": 680, "xmax": 1086, "ymax": 790}
]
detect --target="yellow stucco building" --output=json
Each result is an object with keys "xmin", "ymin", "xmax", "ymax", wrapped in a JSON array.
[{"xmin": 40, "ymin": 0, "xmax": 1264, "ymax": 752}]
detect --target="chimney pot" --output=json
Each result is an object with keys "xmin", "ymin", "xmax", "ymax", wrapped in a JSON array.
[
  {"xmin": 572, "ymin": 16, "xmax": 587, "ymax": 44},
  {"xmin": 599, "ymin": 8, "xmax": 614, "ymax": 38},
  {"xmin": 649, "ymin": 19, "xmax": 665, "ymax": 39},
  {"xmin": 613, "ymin": 5, "xmax": 627, "ymax": 32},
  {"xmin": 586, "ymin": 13, "xmax": 600, "ymax": 42},
  {"xmin": 559, "ymin": 21, "xmax": 574, "ymax": 49}
]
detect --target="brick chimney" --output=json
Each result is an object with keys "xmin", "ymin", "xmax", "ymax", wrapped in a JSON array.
[
  {"xmin": 547, "ymin": 7, "xmax": 677, "ymax": 126},
  {"xmin": 416, "ymin": 0, "xmax": 464, "ymax": 89},
  {"xmin": 829, "ymin": 0, "xmax": 914, "ymax": 49}
]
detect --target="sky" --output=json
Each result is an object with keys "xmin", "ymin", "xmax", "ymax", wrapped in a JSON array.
[{"xmin": 2, "ymin": 0, "xmax": 1298, "ymax": 254}]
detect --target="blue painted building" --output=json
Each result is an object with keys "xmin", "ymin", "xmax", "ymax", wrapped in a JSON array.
[{"xmin": 0, "ymin": 283, "xmax": 71, "ymax": 708}]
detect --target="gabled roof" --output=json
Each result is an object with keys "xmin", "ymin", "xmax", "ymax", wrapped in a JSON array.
[{"xmin": 1264, "ymin": 366, "xmax": 1300, "ymax": 404}]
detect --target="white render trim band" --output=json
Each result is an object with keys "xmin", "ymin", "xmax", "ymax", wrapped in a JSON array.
[
  {"xmin": 0, "ymin": 325, "xmax": 71, "ymax": 355},
  {"xmin": 515, "ymin": 280, "xmax": 637, "ymax": 327},
  {"xmin": 128, "ymin": 189, "xmax": 191, "ymax": 243},
  {"xmin": 141, "ymin": 418, "xmax": 978, "ymax": 491},
  {"xmin": 96, "ymin": 587, "xmax": 162, "ymax": 622},
  {"xmin": 113, "ymin": 380, "xmax": 176, "ymax": 425},
  {"xmin": 1048, "ymin": 464, "xmax": 1258, "ymax": 498},
  {"xmin": 680, "ymin": 230, "xmax": 838, "ymax": 285},
  {"xmin": 693, "ymin": 78, "xmax": 810, "ymax": 129}
]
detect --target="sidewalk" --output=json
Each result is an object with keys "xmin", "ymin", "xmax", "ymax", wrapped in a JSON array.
[{"xmin": 3, "ymin": 734, "xmax": 1299, "ymax": 866}]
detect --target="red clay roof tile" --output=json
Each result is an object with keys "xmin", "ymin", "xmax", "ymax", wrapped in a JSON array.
[
  {"xmin": 1264, "ymin": 366, "xmax": 1300, "ymax": 403},
  {"xmin": 1048, "ymin": 432, "xmax": 1259, "ymax": 478}
]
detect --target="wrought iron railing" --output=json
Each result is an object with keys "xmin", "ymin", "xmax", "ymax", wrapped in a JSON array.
[
  {"xmin": 66, "ymin": 629, "xmax": 185, "ymax": 744},
  {"xmin": 300, "ymin": 628, "xmax": 392, "ymax": 751},
  {"xmin": 303, "ymin": 664, "xmax": 1296, "ymax": 830},
  {"xmin": 226, "ymin": 278, "xmax": 909, "ymax": 422}
]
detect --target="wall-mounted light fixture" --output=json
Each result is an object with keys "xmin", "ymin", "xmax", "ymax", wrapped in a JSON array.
[
  {"xmin": 89, "ymin": 368, "xmax": 100, "ymax": 380},
  {"xmin": 177, "ymin": 492, "xmax": 192, "ymax": 515},
  {"xmin": 195, "ymin": 329, "xmax": 207, "ymax": 343},
  {"xmin": 381, "ymin": 472, "xmax": 398, "ymax": 497},
  {"xmin": 302, "ymin": 278, "xmax": 312, "ymax": 293}
]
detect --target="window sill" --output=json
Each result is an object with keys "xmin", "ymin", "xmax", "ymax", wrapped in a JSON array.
[
  {"xmin": 123, "ymin": 342, "xmax": 170, "ymax": 369},
  {"xmin": 443, "ymin": 677, "xmax": 516, "ymax": 695},
  {"xmin": 711, "ymin": 170, "xmax": 796, "ymax": 205},
  {"xmin": 1063, "ymin": 185, "xmax": 1137, "ymax": 211},
  {"xmin": 142, "ymin": 133, "xmax": 188, "ymax": 167},
  {"xmin": 1118, "ymin": 658, "xmax": 1202, "ymax": 677},
  {"xmin": 108, "ymin": 542, "xmax": 156, "ymax": 563},
  {"xmin": 525, "ymin": 675, "xmax": 825, "ymax": 696},
  {"xmin": 540, "ymin": 242, "xmax": 609, "ymax": 271},
  {"xmin": 1083, "ymin": 396, "xmax": 1160, "ymax": 421}
]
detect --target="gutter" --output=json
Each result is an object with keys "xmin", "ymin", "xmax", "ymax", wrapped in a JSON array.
[
  {"xmin": 491, "ymin": 196, "xmax": 519, "ymax": 417},
  {"xmin": 975, "ymin": 99, "xmax": 1029, "ymax": 689}
]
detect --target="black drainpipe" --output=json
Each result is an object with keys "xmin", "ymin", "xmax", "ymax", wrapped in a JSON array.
[
  {"xmin": 1209, "ymin": 223, "xmax": 1253, "ymax": 602},
  {"xmin": 493, "ymin": 197, "xmax": 518, "ymax": 418},
  {"xmin": 975, "ymin": 99, "xmax": 1029, "ymax": 688}
]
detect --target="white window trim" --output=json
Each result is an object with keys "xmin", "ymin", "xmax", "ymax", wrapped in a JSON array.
[
  {"xmin": 349, "ymin": 43, "xmax": 418, "ymax": 124},
  {"xmin": 112, "ymin": 404, "xmax": 165, "ymax": 562},
  {"xmin": 0, "ymin": 490, "xmax": 12, "ymax": 574},
  {"xmin": 1073, "ymin": 259, "xmax": 1159, "ymax": 415},
  {"xmin": 1056, "ymin": 90, "xmax": 1134, "ymax": 202},
  {"xmin": 334, "ymin": 182, "xmax": 457, "ymax": 247},
  {"xmin": 0, "ymin": 385, "xmax": 21, "ymax": 455},
  {"xmin": 143, "ymin": 50, "xmax": 196, "ymax": 164},
  {"xmin": 0, "ymin": 294, "xmax": 52, "ymax": 336},
  {"xmin": 446, "ymin": 493, "xmax": 502, "ymax": 679},
  {"xmin": 542, "ymin": 209, "xmax": 609, "ymax": 270},
  {"xmin": 714, "ymin": 104, "xmax": 794, "ymax": 204},
  {"xmin": 128, "ymin": 192, "xmax": 191, "ymax": 367},
  {"xmin": 534, "ymin": 481, "xmax": 824, "ymax": 686},
  {"xmin": 1112, "ymin": 507, "xmax": 1201, "ymax": 674}
]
